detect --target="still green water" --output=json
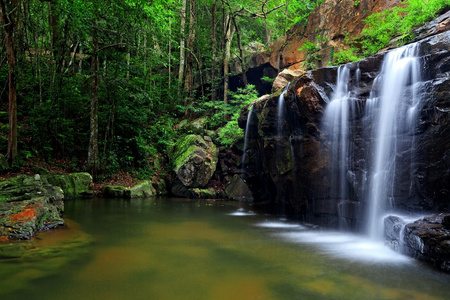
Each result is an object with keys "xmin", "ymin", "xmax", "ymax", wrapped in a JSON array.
[{"xmin": 1, "ymin": 197, "xmax": 449, "ymax": 300}]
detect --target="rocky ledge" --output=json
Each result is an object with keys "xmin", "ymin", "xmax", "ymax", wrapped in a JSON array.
[
  {"xmin": 385, "ymin": 214, "xmax": 450, "ymax": 272},
  {"xmin": 0, "ymin": 173, "xmax": 93, "ymax": 241}
]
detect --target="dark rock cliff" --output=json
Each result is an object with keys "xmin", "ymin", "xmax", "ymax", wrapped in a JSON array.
[{"xmin": 240, "ymin": 14, "xmax": 450, "ymax": 228}]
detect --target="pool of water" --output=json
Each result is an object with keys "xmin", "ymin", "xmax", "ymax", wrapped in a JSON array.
[{"xmin": 1, "ymin": 197, "xmax": 449, "ymax": 300}]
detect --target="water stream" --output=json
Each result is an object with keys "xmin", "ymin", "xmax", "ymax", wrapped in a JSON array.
[{"xmin": 365, "ymin": 44, "xmax": 422, "ymax": 239}]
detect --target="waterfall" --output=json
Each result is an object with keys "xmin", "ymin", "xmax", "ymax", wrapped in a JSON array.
[
  {"xmin": 241, "ymin": 105, "xmax": 253, "ymax": 171},
  {"xmin": 366, "ymin": 44, "xmax": 422, "ymax": 240},
  {"xmin": 277, "ymin": 82, "xmax": 291, "ymax": 135},
  {"xmin": 322, "ymin": 66, "xmax": 352, "ymax": 203},
  {"xmin": 322, "ymin": 65, "xmax": 366, "ymax": 230}
]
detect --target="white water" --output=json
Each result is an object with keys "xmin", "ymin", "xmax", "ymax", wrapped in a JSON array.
[
  {"xmin": 322, "ymin": 66, "xmax": 352, "ymax": 202},
  {"xmin": 277, "ymin": 82, "xmax": 291, "ymax": 135},
  {"xmin": 241, "ymin": 105, "xmax": 253, "ymax": 171},
  {"xmin": 366, "ymin": 44, "xmax": 422, "ymax": 240}
]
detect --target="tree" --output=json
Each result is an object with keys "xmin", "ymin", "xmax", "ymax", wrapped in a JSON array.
[{"xmin": 0, "ymin": 0, "xmax": 19, "ymax": 166}]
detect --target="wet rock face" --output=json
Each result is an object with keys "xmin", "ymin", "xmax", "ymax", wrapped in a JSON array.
[
  {"xmin": 402, "ymin": 214, "xmax": 450, "ymax": 272},
  {"xmin": 241, "ymin": 29, "xmax": 450, "ymax": 226}
]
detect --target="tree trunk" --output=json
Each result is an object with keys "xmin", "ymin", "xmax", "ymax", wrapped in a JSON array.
[
  {"xmin": 178, "ymin": 0, "xmax": 187, "ymax": 93},
  {"xmin": 223, "ymin": 14, "xmax": 235, "ymax": 120},
  {"xmin": 88, "ymin": 19, "xmax": 99, "ymax": 180},
  {"xmin": 231, "ymin": 14, "xmax": 248, "ymax": 86},
  {"xmin": 210, "ymin": 1, "xmax": 217, "ymax": 102},
  {"xmin": 184, "ymin": 0, "xmax": 196, "ymax": 116},
  {"xmin": 1, "ymin": 0, "xmax": 18, "ymax": 166}
]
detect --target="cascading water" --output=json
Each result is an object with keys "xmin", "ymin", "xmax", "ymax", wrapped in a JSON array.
[
  {"xmin": 277, "ymin": 82, "xmax": 291, "ymax": 135},
  {"xmin": 322, "ymin": 66, "xmax": 351, "ymax": 203},
  {"xmin": 241, "ymin": 105, "xmax": 253, "ymax": 171},
  {"xmin": 321, "ymin": 43, "xmax": 423, "ymax": 237},
  {"xmin": 322, "ymin": 66, "xmax": 362, "ymax": 229},
  {"xmin": 365, "ymin": 44, "xmax": 422, "ymax": 240}
]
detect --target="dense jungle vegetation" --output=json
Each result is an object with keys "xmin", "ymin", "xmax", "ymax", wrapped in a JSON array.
[{"xmin": 0, "ymin": 0, "xmax": 447, "ymax": 181}]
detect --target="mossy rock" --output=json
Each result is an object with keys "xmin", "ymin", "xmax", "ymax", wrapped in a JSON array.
[
  {"xmin": 186, "ymin": 187, "xmax": 225, "ymax": 199},
  {"xmin": 124, "ymin": 180, "xmax": 156, "ymax": 198},
  {"xmin": 103, "ymin": 181, "xmax": 156, "ymax": 198},
  {"xmin": 151, "ymin": 178, "xmax": 167, "ymax": 195},
  {"xmin": 102, "ymin": 185, "xmax": 128, "ymax": 198},
  {"xmin": 42, "ymin": 173, "xmax": 93, "ymax": 198},
  {"xmin": 225, "ymin": 174, "xmax": 254, "ymax": 202},
  {"xmin": 171, "ymin": 134, "xmax": 219, "ymax": 188}
]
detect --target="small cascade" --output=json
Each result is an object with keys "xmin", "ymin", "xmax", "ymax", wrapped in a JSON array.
[
  {"xmin": 366, "ymin": 44, "xmax": 422, "ymax": 240},
  {"xmin": 241, "ymin": 105, "xmax": 254, "ymax": 171},
  {"xmin": 322, "ymin": 66, "xmax": 351, "ymax": 204},
  {"xmin": 277, "ymin": 82, "xmax": 291, "ymax": 135}
]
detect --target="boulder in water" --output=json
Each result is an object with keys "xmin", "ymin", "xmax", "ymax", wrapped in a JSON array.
[
  {"xmin": 0, "ymin": 175, "xmax": 65, "ymax": 241},
  {"xmin": 402, "ymin": 214, "xmax": 450, "ymax": 272},
  {"xmin": 225, "ymin": 174, "xmax": 254, "ymax": 202},
  {"xmin": 102, "ymin": 180, "xmax": 157, "ymax": 198}
]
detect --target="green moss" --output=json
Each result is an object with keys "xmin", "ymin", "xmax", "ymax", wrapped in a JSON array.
[{"xmin": 172, "ymin": 135, "xmax": 207, "ymax": 171}]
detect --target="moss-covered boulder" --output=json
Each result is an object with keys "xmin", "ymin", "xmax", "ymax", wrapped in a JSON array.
[
  {"xmin": 0, "ymin": 175, "xmax": 65, "ymax": 241},
  {"xmin": 186, "ymin": 187, "xmax": 225, "ymax": 199},
  {"xmin": 151, "ymin": 177, "xmax": 167, "ymax": 195},
  {"xmin": 102, "ymin": 180, "xmax": 156, "ymax": 198},
  {"xmin": 42, "ymin": 173, "xmax": 93, "ymax": 198},
  {"xmin": 225, "ymin": 174, "xmax": 254, "ymax": 202},
  {"xmin": 172, "ymin": 134, "xmax": 219, "ymax": 188}
]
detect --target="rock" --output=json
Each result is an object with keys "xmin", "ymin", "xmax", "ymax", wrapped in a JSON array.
[
  {"xmin": 102, "ymin": 180, "xmax": 156, "ymax": 198},
  {"xmin": 0, "ymin": 175, "xmax": 65, "ymax": 241},
  {"xmin": 172, "ymin": 134, "xmax": 219, "ymax": 188},
  {"xmin": 125, "ymin": 180, "xmax": 156, "ymax": 198},
  {"xmin": 225, "ymin": 174, "xmax": 253, "ymax": 202},
  {"xmin": 151, "ymin": 177, "xmax": 167, "ymax": 195},
  {"xmin": 42, "ymin": 173, "xmax": 93, "ymax": 198},
  {"xmin": 402, "ymin": 214, "xmax": 450, "ymax": 272},
  {"xmin": 170, "ymin": 180, "xmax": 224, "ymax": 199},
  {"xmin": 102, "ymin": 185, "xmax": 128, "ymax": 198},
  {"xmin": 271, "ymin": 69, "xmax": 303, "ymax": 94},
  {"xmin": 186, "ymin": 187, "xmax": 225, "ymax": 199},
  {"xmin": 384, "ymin": 215, "xmax": 407, "ymax": 251}
]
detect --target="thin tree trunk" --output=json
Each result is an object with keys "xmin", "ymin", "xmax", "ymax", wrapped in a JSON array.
[
  {"xmin": 223, "ymin": 14, "xmax": 235, "ymax": 121},
  {"xmin": 178, "ymin": 0, "xmax": 187, "ymax": 93},
  {"xmin": 210, "ymin": 1, "xmax": 217, "ymax": 102},
  {"xmin": 88, "ymin": 19, "xmax": 99, "ymax": 180},
  {"xmin": 1, "ymin": 0, "xmax": 18, "ymax": 166},
  {"xmin": 184, "ymin": 0, "xmax": 196, "ymax": 116},
  {"xmin": 231, "ymin": 14, "xmax": 248, "ymax": 86}
]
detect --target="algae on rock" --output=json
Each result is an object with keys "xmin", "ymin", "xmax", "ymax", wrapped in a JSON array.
[{"xmin": 171, "ymin": 134, "xmax": 219, "ymax": 188}]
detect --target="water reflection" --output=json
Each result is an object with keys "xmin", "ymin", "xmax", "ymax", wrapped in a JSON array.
[{"xmin": 0, "ymin": 197, "xmax": 448, "ymax": 300}]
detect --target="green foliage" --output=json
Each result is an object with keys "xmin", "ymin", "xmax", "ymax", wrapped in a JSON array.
[
  {"xmin": 300, "ymin": 40, "xmax": 321, "ymax": 69},
  {"xmin": 261, "ymin": 76, "xmax": 275, "ymax": 83},
  {"xmin": 331, "ymin": 47, "xmax": 362, "ymax": 65},
  {"xmin": 361, "ymin": 0, "xmax": 448, "ymax": 55},
  {"xmin": 214, "ymin": 85, "xmax": 258, "ymax": 147}
]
